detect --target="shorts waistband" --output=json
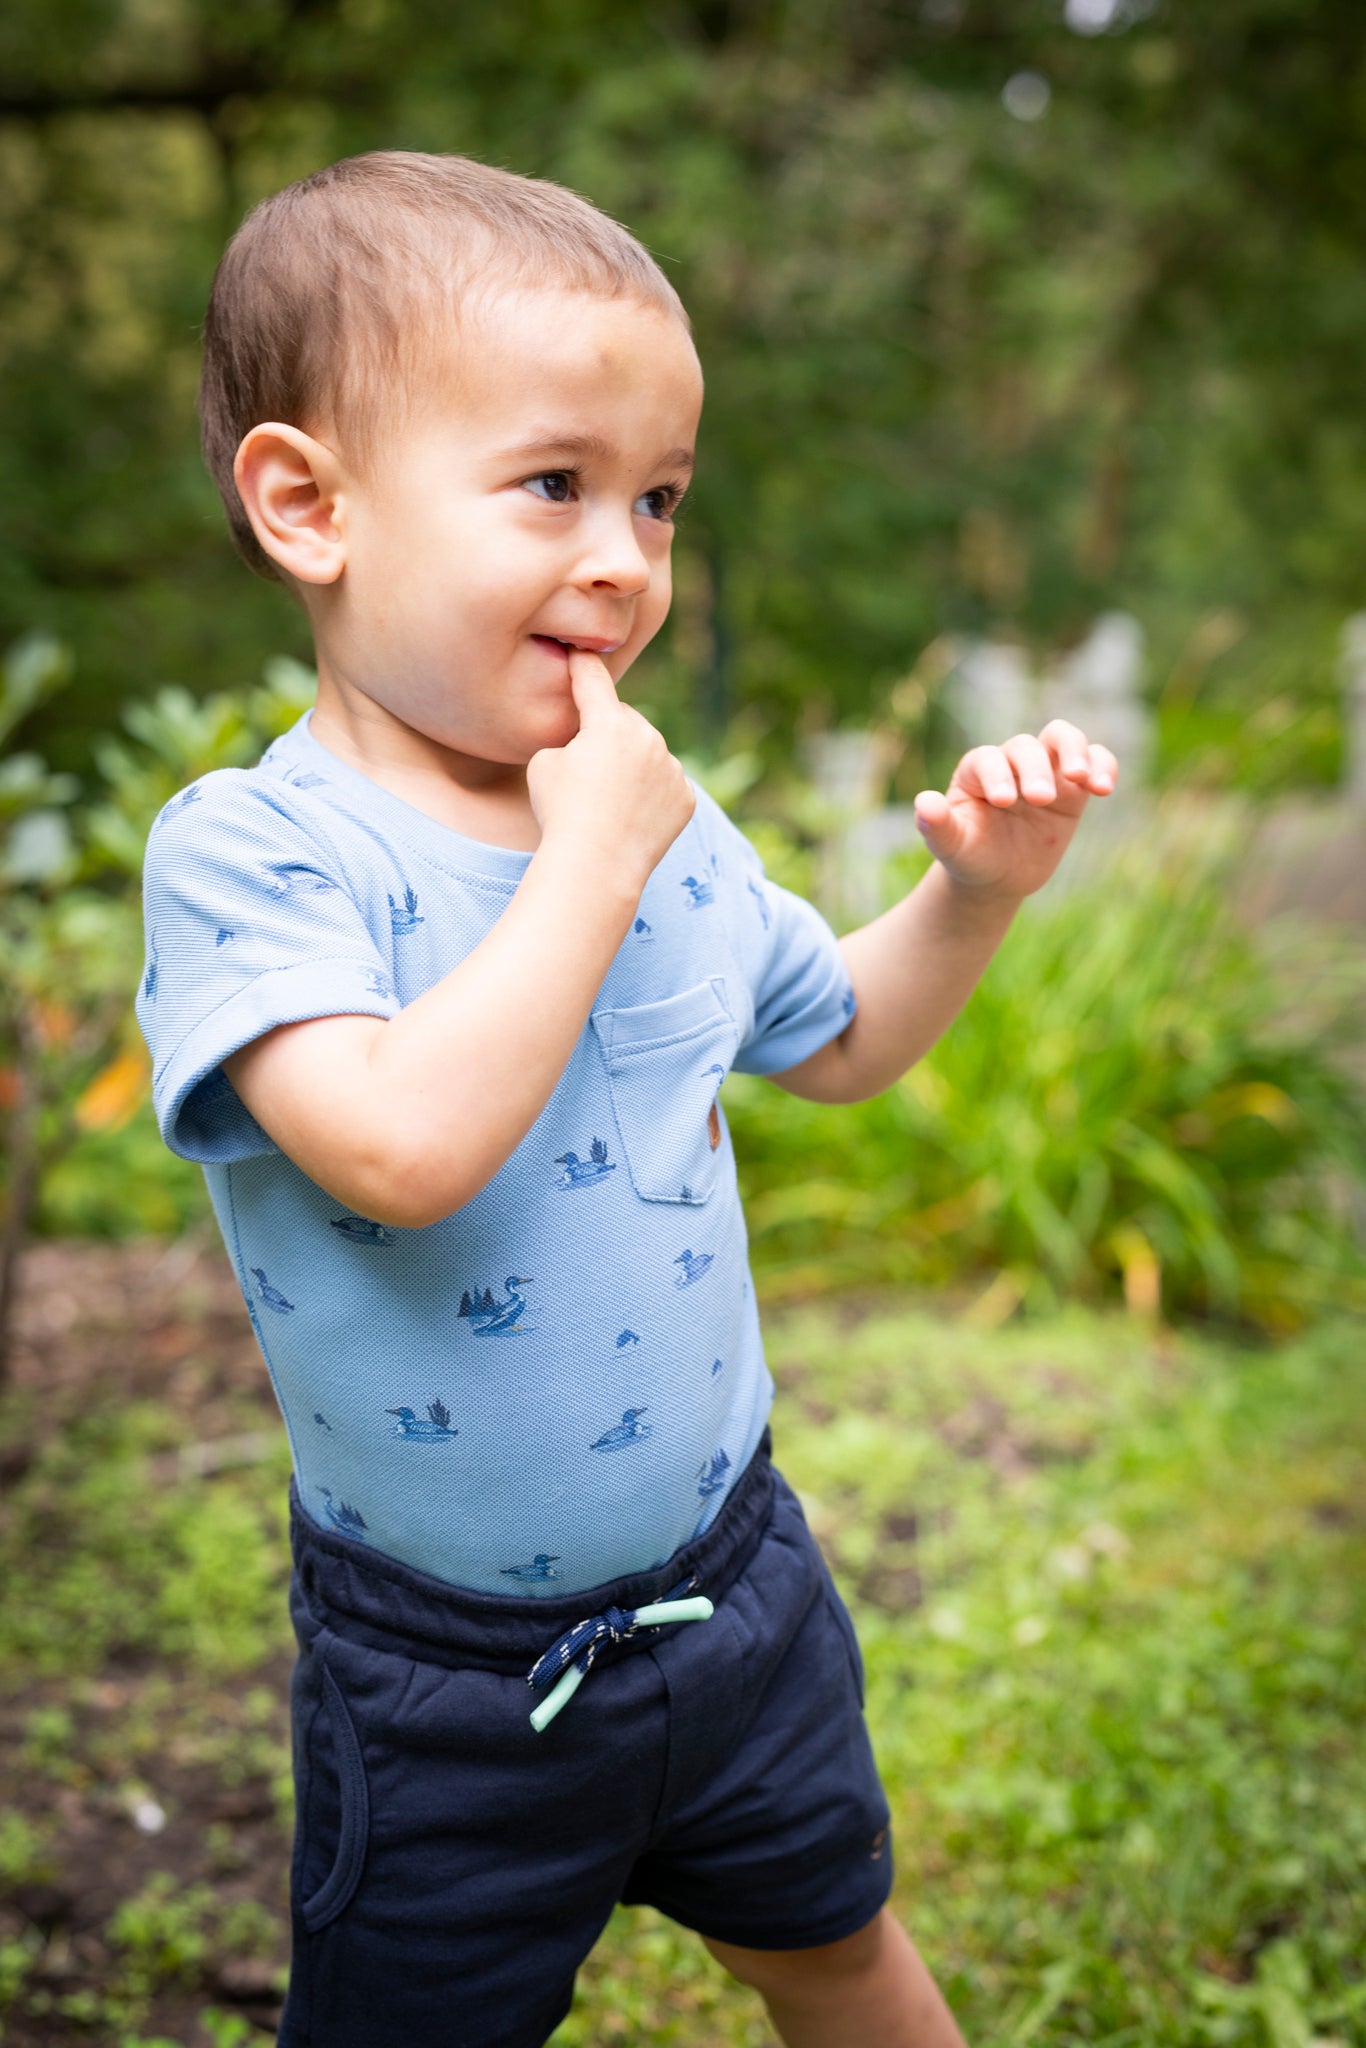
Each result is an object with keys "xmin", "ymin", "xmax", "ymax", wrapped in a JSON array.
[{"xmin": 288, "ymin": 1428, "xmax": 776, "ymax": 1676}]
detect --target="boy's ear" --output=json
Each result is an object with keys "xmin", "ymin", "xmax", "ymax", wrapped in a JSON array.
[{"xmin": 233, "ymin": 423, "xmax": 347, "ymax": 586}]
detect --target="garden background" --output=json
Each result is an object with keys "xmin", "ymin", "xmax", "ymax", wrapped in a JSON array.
[{"xmin": 2, "ymin": 1, "xmax": 1365, "ymax": 2043}]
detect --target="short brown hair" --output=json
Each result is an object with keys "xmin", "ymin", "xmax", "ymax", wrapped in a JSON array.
[{"xmin": 199, "ymin": 151, "xmax": 688, "ymax": 579}]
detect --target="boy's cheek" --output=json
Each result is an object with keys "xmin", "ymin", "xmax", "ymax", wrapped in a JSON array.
[{"xmin": 613, "ymin": 576, "xmax": 673, "ymax": 679}]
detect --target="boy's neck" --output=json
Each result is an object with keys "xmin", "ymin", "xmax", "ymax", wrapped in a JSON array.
[{"xmin": 307, "ymin": 680, "xmax": 543, "ymax": 853}]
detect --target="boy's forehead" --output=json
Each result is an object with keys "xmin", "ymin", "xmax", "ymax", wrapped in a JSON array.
[{"xmin": 422, "ymin": 285, "xmax": 702, "ymax": 450}]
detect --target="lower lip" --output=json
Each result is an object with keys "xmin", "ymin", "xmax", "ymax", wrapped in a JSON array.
[{"xmin": 531, "ymin": 637, "xmax": 622, "ymax": 662}]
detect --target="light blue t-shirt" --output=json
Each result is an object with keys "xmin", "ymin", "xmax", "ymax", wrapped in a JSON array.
[{"xmin": 137, "ymin": 712, "xmax": 854, "ymax": 1595}]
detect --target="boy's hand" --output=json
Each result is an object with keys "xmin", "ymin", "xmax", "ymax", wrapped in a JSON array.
[
  {"xmin": 914, "ymin": 720, "xmax": 1118, "ymax": 901},
  {"xmin": 526, "ymin": 651, "xmax": 695, "ymax": 889}
]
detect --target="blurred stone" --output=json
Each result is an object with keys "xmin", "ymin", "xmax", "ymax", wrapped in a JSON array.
[
  {"xmin": 1340, "ymin": 612, "xmax": 1366, "ymax": 806},
  {"xmin": 942, "ymin": 639, "xmax": 1033, "ymax": 752},
  {"xmin": 1040, "ymin": 612, "xmax": 1150, "ymax": 786}
]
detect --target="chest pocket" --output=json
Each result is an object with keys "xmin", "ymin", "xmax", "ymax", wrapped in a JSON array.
[{"xmin": 592, "ymin": 979, "xmax": 742, "ymax": 1206}]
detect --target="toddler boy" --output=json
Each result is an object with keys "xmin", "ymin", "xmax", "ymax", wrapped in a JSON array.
[{"xmin": 137, "ymin": 152, "xmax": 1115, "ymax": 2048}]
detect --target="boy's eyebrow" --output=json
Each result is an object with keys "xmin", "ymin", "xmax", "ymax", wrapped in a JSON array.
[{"xmin": 497, "ymin": 430, "xmax": 695, "ymax": 472}]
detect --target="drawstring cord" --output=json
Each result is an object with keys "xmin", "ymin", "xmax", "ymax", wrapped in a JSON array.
[{"xmin": 527, "ymin": 1576, "xmax": 713, "ymax": 1732}]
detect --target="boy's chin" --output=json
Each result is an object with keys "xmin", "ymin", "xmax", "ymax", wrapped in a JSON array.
[{"xmin": 515, "ymin": 701, "xmax": 584, "ymax": 758}]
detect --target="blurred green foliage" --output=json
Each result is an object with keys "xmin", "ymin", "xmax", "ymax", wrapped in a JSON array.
[
  {"xmin": 2, "ymin": 1, "xmax": 1366, "ymax": 767},
  {"xmin": 0, "ymin": 639, "xmax": 313, "ymax": 1366},
  {"xmin": 724, "ymin": 819, "xmax": 1366, "ymax": 1329}
]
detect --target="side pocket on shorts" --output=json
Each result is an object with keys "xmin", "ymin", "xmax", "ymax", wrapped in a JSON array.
[
  {"xmin": 297, "ymin": 1661, "xmax": 371, "ymax": 1934},
  {"xmin": 824, "ymin": 1580, "xmax": 867, "ymax": 1709}
]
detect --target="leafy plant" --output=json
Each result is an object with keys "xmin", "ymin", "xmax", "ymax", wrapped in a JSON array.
[
  {"xmin": 724, "ymin": 812, "xmax": 1366, "ymax": 1328},
  {"xmin": 0, "ymin": 633, "xmax": 134, "ymax": 1375},
  {"xmin": 0, "ymin": 643, "xmax": 316, "ymax": 1370}
]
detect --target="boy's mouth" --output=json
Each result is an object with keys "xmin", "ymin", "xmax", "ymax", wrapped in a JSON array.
[{"xmin": 531, "ymin": 634, "xmax": 622, "ymax": 659}]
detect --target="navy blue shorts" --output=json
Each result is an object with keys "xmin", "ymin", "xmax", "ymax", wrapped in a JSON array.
[{"xmin": 278, "ymin": 1433, "xmax": 893, "ymax": 2048}]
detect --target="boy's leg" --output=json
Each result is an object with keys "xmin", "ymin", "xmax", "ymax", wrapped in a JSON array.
[{"xmin": 702, "ymin": 1908, "xmax": 968, "ymax": 2048}]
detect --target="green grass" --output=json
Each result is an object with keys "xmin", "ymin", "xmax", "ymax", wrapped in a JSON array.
[
  {"xmin": 1, "ymin": 1302, "xmax": 1363, "ymax": 2046},
  {"xmin": 549, "ymin": 1308, "xmax": 1366, "ymax": 2046}
]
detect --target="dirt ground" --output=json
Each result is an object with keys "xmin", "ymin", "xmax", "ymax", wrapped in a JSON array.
[{"xmin": 1, "ymin": 1237, "xmax": 296, "ymax": 2046}]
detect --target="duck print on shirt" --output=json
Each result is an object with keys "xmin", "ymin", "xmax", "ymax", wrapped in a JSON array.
[
  {"xmin": 553, "ymin": 1137, "xmax": 616, "ymax": 1190},
  {"xmin": 319, "ymin": 1488, "xmax": 368, "ymax": 1540},
  {"xmin": 156, "ymin": 784, "xmax": 203, "ymax": 828},
  {"xmin": 330, "ymin": 1215, "xmax": 394, "ymax": 1246},
  {"xmin": 264, "ymin": 862, "xmax": 339, "ymax": 899},
  {"xmin": 681, "ymin": 874, "xmax": 714, "ymax": 911},
  {"xmin": 674, "ymin": 1249, "xmax": 714, "ymax": 1288},
  {"xmin": 389, "ymin": 886, "xmax": 424, "ymax": 935},
  {"xmin": 502, "ymin": 1554, "xmax": 561, "ymax": 1583},
  {"xmin": 252, "ymin": 1268, "xmax": 295, "ymax": 1314},
  {"xmin": 142, "ymin": 938, "xmax": 159, "ymax": 1002},
  {"xmin": 746, "ymin": 876, "xmax": 772, "ymax": 930},
  {"xmin": 362, "ymin": 969, "xmax": 397, "ymax": 1001},
  {"xmin": 698, "ymin": 1448, "xmax": 732, "ymax": 1498},
  {"xmin": 711, "ymin": 1357, "xmax": 724, "ymax": 1377},
  {"xmin": 632, "ymin": 917, "xmax": 655, "ymax": 943},
  {"xmin": 617, "ymin": 1330, "xmax": 640, "ymax": 1349},
  {"xmin": 591, "ymin": 1407, "xmax": 653, "ymax": 1452},
  {"xmin": 289, "ymin": 771, "xmax": 328, "ymax": 790},
  {"xmin": 387, "ymin": 1399, "xmax": 458, "ymax": 1441},
  {"xmin": 313, "ymin": 1412, "xmax": 333, "ymax": 1432},
  {"xmin": 458, "ymin": 1277, "xmax": 535, "ymax": 1335}
]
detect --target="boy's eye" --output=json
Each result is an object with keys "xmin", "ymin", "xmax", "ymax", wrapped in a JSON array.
[
  {"xmin": 522, "ymin": 471, "xmax": 576, "ymax": 505},
  {"xmin": 636, "ymin": 484, "xmax": 687, "ymax": 522}
]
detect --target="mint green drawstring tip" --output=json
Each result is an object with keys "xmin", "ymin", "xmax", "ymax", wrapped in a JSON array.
[
  {"xmin": 530, "ymin": 1595, "xmax": 715, "ymax": 1732},
  {"xmin": 530, "ymin": 1662, "xmax": 586, "ymax": 1733},
  {"xmin": 633, "ymin": 1596, "xmax": 714, "ymax": 1627}
]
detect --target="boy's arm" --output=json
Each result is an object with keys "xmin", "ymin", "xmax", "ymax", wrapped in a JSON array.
[
  {"xmin": 771, "ymin": 721, "xmax": 1117, "ymax": 1105},
  {"xmin": 224, "ymin": 656, "xmax": 693, "ymax": 1228}
]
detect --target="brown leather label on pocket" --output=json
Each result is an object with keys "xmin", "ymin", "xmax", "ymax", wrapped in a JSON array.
[{"xmin": 708, "ymin": 1101, "xmax": 721, "ymax": 1150}]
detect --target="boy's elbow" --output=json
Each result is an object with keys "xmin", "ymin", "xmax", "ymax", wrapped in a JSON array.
[
  {"xmin": 329, "ymin": 1129, "xmax": 482, "ymax": 1231},
  {"xmin": 773, "ymin": 1071, "xmax": 879, "ymax": 1106},
  {"xmin": 768, "ymin": 1034, "xmax": 867, "ymax": 1104}
]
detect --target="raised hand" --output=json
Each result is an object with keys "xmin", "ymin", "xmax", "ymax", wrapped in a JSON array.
[
  {"xmin": 914, "ymin": 720, "xmax": 1118, "ymax": 900},
  {"xmin": 526, "ymin": 650, "xmax": 695, "ymax": 887}
]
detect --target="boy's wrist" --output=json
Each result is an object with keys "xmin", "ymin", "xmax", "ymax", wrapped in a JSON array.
[
  {"xmin": 927, "ymin": 859, "xmax": 1026, "ymax": 927},
  {"xmin": 532, "ymin": 824, "xmax": 651, "ymax": 916}
]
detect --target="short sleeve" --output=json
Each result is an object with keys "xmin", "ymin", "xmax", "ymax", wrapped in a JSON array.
[
  {"xmin": 690, "ymin": 789, "xmax": 855, "ymax": 1077},
  {"xmin": 136, "ymin": 771, "xmax": 401, "ymax": 1163}
]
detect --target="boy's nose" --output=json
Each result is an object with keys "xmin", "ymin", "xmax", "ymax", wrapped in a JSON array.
[{"xmin": 573, "ymin": 513, "xmax": 651, "ymax": 598}]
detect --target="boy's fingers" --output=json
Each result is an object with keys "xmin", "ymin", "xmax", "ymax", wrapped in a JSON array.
[
  {"xmin": 914, "ymin": 788, "xmax": 966, "ymax": 860},
  {"xmin": 957, "ymin": 745, "xmax": 1019, "ymax": 808},
  {"xmin": 1039, "ymin": 719, "xmax": 1092, "ymax": 780},
  {"xmin": 567, "ymin": 648, "xmax": 621, "ymax": 723},
  {"xmin": 1087, "ymin": 742, "xmax": 1118, "ymax": 794},
  {"xmin": 1002, "ymin": 733, "xmax": 1056, "ymax": 804}
]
